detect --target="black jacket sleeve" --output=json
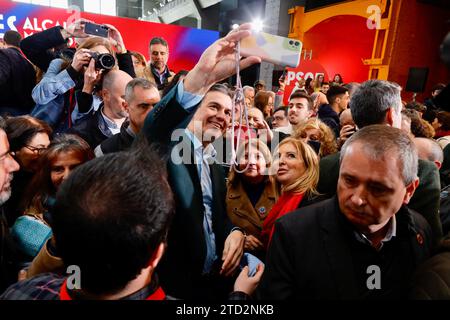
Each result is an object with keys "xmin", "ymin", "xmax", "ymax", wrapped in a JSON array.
[
  {"xmin": 75, "ymin": 90, "xmax": 94, "ymax": 114},
  {"xmin": 20, "ymin": 26, "xmax": 67, "ymax": 71},
  {"xmin": 117, "ymin": 51, "xmax": 136, "ymax": 78}
]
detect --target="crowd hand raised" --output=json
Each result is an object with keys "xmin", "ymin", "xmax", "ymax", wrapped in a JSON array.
[
  {"xmin": 71, "ymin": 48, "xmax": 92, "ymax": 72},
  {"xmin": 103, "ymin": 24, "xmax": 126, "ymax": 54},
  {"xmin": 340, "ymin": 124, "xmax": 355, "ymax": 141},
  {"xmin": 244, "ymin": 235, "xmax": 263, "ymax": 251},
  {"xmin": 233, "ymin": 263, "xmax": 264, "ymax": 296},
  {"xmin": 184, "ymin": 23, "xmax": 261, "ymax": 96},
  {"xmin": 257, "ymin": 120, "xmax": 273, "ymax": 143},
  {"xmin": 221, "ymin": 230, "xmax": 245, "ymax": 277},
  {"xmin": 83, "ymin": 59, "xmax": 103, "ymax": 94},
  {"xmin": 63, "ymin": 18, "xmax": 91, "ymax": 39}
]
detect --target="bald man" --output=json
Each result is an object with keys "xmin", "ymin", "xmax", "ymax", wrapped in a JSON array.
[
  {"xmin": 70, "ymin": 70, "xmax": 132, "ymax": 148},
  {"xmin": 413, "ymin": 137, "xmax": 444, "ymax": 169}
]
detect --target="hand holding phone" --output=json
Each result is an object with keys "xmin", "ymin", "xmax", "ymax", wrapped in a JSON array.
[
  {"xmin": 84, "ymin": 22, "xmax": 109, "ymax": 38},
  {"xmin": 240, "ymin": 31, "xmax": 302, "ymax": 67}
]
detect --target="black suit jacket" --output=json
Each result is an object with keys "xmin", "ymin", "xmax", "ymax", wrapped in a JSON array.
[
  {"xmin": 318, "ymin": 152, "xmax": 443, "ymax": 245},
  {"xmin": 0, "ymin": 47, "xmax": 36, "ymax": 114},
  {"xmin": 142, "ymin": 86, "xmax": 233, "ymax": 299},
  {"xmin": 68, "ymin": 111, "xmax": 109, "ymax": 149},
  {"xmin": 258, "ymin": 197, "xmax": 433, "ymax": 300}
]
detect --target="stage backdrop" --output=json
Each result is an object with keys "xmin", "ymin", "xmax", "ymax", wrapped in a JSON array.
[{"xmin": 0, "ymin": 0, "xmax": 219, "ymax": 73}]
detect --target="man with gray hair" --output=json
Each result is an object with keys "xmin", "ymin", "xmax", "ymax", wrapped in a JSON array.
[
  {"xmin": 259, "ymin": 125, "xmax": 433, "ymax": 299},
  {"xmin": 95, "ymin": 78, "xmax": 160, "ymax": 156},
  {"xmin": 144, "ymin": 37, "xmax": 175, "ymax": 91},
  {"xmin": 318, "ymin": 79, "xmax": 442, "ymax": 245},
  {"xmin": 243, "ymin": 85, "xmax": 255, "ymax": 107},
  {"xmin": 0, "ymin": 116, "xmax": 20, "ymax": 292}
]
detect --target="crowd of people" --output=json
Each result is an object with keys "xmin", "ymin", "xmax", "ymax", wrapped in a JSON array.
[{"xmin": 0, "ymin": 19, "xmax": 449, "ymax": 300}]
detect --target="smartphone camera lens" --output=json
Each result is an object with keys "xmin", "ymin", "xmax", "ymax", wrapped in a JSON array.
[
  {"xmin": 289, "ymin": 40, "xmax": 293, "ymax": 45},
  {"xmin": 295, "ymin": 41, "xmax": 300, "ymax": 46}
]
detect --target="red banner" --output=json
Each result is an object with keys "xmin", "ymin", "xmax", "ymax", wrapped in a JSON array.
[{"xmin": 0, "ymin": 0, "xmax": 219, "ymax": 73}]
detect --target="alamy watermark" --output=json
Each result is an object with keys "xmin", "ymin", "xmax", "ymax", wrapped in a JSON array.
[{"xmin": 367, "ymin": 5, "xmax": 382, "ymax": 30}]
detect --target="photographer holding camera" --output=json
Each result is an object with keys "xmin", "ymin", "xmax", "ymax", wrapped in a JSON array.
[{"xmin": 21, "ymin": 19, "xmax": 135, "ymax": 133}]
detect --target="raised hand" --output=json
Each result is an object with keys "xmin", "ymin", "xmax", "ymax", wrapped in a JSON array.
[{"xmin": 184, "ymin": 23, "xmax": 261, "ymax": 96}]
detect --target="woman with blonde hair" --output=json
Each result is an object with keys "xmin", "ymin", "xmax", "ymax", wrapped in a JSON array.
[
  {"xmin": 295, "ymin": 118, "xmax": 338, "ymax": 157},
  {"xmin": 130, "ymin": 51, "xmax": 148, "ymax": 78},
  {"xmin": 261, "ymin": 137, "xmax": 320, "ymax": 248},
  {"xmin": 227, "ymin": 139, "xmax": 276, "ymax": 256}
]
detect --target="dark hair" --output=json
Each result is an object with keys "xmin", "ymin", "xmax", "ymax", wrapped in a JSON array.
[
  {"xmin": 273, "ymin": 106, "xmax": 289, "ymax": 117},
  {"xmin": 350, "ymin": 80, "xmax": 401, "ymax": 129},
  {"xmin": 5, "ymin": 115, "xmax": 52, "ymax": 152},
  {"xmin": 162, "ymin": 70, "xmax": 189, "ymax": 97},
  {"xmin": 437, "ymin": 111, "xmax": 450, "ymax": 131},
  {"xmin": 150, "ymin": 37, "xmax": 168, "ymax": 48},
  {"xmin": 207, "ymin": 83, "xmax": 234, "ymax": 99},
  {"xmin": 333, "ymin": 73, "xmax": 343, "ymax": 84},
  {"xmin": 52, "ymin": 143, "xmax": 175, "ymax": 295},
  {"xmin": 0, "ymin": 116, "xmax": 5, "ymax": 131},
  {"xmin": 289, "ymin": 91, "xmax": 314, "ymax": 111},
  {"xmin": 4, "ymin": 30, "xmax": 22, "ymax": 47},
  {"xmin": 432, "ymin": 83, "xmax": 446, "ymax": 93},
  {"xmin": 254, "ymin": 91, "xmax": 272, "ymax": 117},
  {"xmin": 22, "ymin": 134, "xmax": 94, "ymax": 215},
  {"xmin": 326, "ymin": 85, "xmax": 348, "ymax": 104},
  {"xmin": 406, "ymin": 101, "xmax": 427, "ymax": 114},
  {"xmin": 342, "ymin": 82, "xmax": 360, "ymax": 97}
]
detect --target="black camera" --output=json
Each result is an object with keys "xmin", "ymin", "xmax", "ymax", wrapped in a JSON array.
[{"xmin": 89, "ymin": 52, "xmax": 115, "ymax": 70}]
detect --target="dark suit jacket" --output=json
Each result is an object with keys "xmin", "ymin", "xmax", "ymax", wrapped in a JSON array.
[
  {"xmin": 0, "ymin": 47, "xmax": 36, "ymax": 114},
  {"xmin": 258, "ymin": 197, "xmax": 433, "ymax": 300},
  {"xmin": 317, "ymin": 152, "xmax": 443, "ymax": 244},
  {"xmin": 142, "ymin": 86, "xmax": 233, "ymax": 299},
  {"xmin": 68, "ymin": 111, "xmax": 109, "ymax": 149}
]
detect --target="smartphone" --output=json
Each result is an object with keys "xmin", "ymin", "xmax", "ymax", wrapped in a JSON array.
[
  {"xmin": 84, "ymin": 22, "xmax": 109, "ymax": 38},
  {"xmin": 240, "ymin": 31, "xmax": 302, "ymax": 68}
]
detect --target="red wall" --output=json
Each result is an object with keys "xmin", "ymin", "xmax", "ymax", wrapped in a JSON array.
[
  {"xmin": 389, "ymin": 2, "xmax": 450, "ymax": 103},
  {"xmin": 303, "ymin": 15, "xmax": 376, "ymax": 84}
]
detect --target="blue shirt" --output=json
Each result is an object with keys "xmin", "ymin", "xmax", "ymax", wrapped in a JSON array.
[{"xmin": 184, "ymin": 129, "xmax": 218, "ymax": 274}]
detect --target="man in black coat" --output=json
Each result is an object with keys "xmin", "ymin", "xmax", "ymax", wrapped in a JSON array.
[
  {"xmin": 0, "ymin": 116, "xmax": 20, "ymax": 293},
  {"xmin": 318, "ymin": 80, "xmax": 442, "ymax": 245},
  {"xmin": 0, "ymin": 31, "xmax": 36, "ymax": 116},
  {"xmin": 142, "ymin": 24, "xmax": 261, "ymax": 300},
  {"xmin": 259, "ymin": 125, "xmax": 433, "ymax": 299}
]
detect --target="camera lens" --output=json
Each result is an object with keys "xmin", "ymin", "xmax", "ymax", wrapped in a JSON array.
[
  {"xmin": 295, "ymin": 41, "xmax": 300, "ymax": 46},
  {"xmin": 289, "ymin": 40, "xmax": 293, "ymax": 45},
  {"xmin": 95, "ymin": 53, "xmax": 115, "ymax": 70}
]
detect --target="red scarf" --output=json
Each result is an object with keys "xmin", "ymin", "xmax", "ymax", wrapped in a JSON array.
[
  {"xmin": 261, "ymin": 192, "xmax": 304, "ymax": 249},
  {"xmin": 59, "ymin": 279, "xmax": 166, "ymax": 300}
]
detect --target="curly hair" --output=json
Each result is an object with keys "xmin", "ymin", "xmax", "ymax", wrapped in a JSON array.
[
  {"xmin": 294, "ymin": 118, "xmax": 338, "ymax": 157},
  {"xmin": 402, "ymin": 109, "xmax": 435, "ymax": 138}
]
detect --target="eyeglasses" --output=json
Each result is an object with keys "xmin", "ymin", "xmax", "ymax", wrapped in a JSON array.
[{"xmin": 24, "ymin": 145, "xmax": 47, "ymax": 154}]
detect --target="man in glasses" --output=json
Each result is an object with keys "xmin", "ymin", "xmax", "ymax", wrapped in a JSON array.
[{"xmin": 0, "ymin": 116, "xmax": 20, "ymax": 293}]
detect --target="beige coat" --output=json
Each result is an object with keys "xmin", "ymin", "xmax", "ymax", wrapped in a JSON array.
[{"xmin": 226, "ymin": 179, "xmax": 276, "ymax": 239}]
